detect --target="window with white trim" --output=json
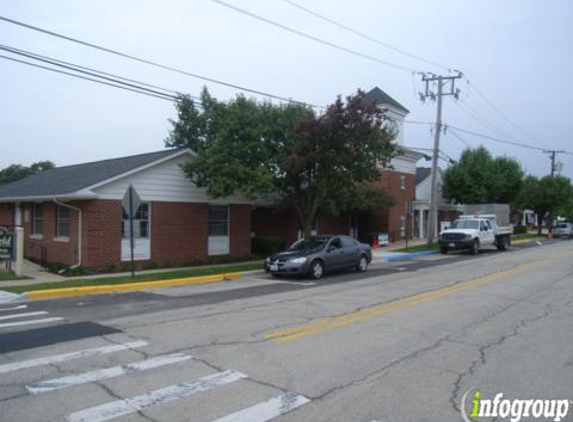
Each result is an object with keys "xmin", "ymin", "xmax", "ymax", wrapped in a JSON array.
[
  {"xmin": 209, "ymin": 205, "xmax": 229, "ymax": 236},
  {"xmin": 400, "ymin": 174, "xmax": 406, "ymax": 190},
  {"xmin": 122, "ymin": 204, "xmax": 149, "ymax": 238},
  {"xmin": 56, "ymin": 205, "xmax": 70, "ymax": 238},
  {"xmin": 32, "ymin": 204, "xmax": 44, "ymax": 235}
]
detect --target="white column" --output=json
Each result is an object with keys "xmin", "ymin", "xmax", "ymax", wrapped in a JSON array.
[
  {"xmin": 420, "ymin": 209, "xmax": 425, "ymax": 239},
  {"xmin": 14, "ymin": 226, "xmax": 24, "ymax": 277},
  {"xmin": 14, "ymin": 203, "xmax": 22, "ymax": 226}
]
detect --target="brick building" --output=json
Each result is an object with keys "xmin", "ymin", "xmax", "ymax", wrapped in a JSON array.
[
  {"xmin": 253, "ymin": 87, "xmax": 423, "ymax": 244},
  {"xmin": 0, "ymin": 149, "xmax": 254, "ymax": 271},
  {"xmin": 0, "ymin": 87, "xmax": 424, "ymax": 271}
]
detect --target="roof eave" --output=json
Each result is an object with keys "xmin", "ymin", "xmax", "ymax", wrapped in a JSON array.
[{"xmin": 0, "ymin": 191, "xmax": 98, "ymax": 203}]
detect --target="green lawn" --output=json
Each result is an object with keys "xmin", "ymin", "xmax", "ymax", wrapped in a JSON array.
[
  {"xmin": 1, "ymin": 262, "xmax": 263, "ymax": 294},
  {"xmin": 0, "ymin": 272, "xmax": 28, "ymax": 281},
  {"xmin": 511, "ymin": 233, "xmax": 542, "ymax": 241}
]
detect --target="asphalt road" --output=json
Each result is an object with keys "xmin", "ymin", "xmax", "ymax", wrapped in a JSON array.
[{"xmin": 1, "ymin": 239, "xmax": 572, "ymax": 422}]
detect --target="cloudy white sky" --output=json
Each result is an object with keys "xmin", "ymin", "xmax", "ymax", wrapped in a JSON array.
[{"xmin": 1, "ymin": 0, "xmax": 572, "ymax": 177}]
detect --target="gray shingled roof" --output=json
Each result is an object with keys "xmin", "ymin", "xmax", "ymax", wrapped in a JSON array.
[
  {"xmin": 0, "ymin": 149, "xmax": 181, "ymax": 200},
  {"xmin": 363, "ymin": 87, "xmax": 410, "ymax": 114},
  {"xmin": 416, "ymin": 167, "xmax": 444, "ymax": 185}
]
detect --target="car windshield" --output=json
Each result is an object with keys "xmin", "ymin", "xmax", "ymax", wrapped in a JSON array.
[
  {"xmin": 289, "ymin": 237, "xmax": 328, "ymax": 253},
  {"xmin": 451, "ymin": 220, "xmax": 479, "ymax": 229},
  {"xmin": 555, "ymin": 223, "xmax": 569, "ymax": 229}
]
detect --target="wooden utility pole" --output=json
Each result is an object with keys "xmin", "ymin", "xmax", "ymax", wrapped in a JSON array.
[{"xmin": 420, "ymin": 72, "xmax": 462, "ymax": 246}]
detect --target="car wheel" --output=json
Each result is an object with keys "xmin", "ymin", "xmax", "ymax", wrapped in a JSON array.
[
  {"xmin": 440, "ymin": 247, "xmax": 448, "ymax": 255},
  {"xmin": 356, "ymin": 255, "xmax": 368, "ymax": 272},
  {"xmin": 308, "ymin": 260, "xmax": 324, "ymax": 280},
  {"xmin": 271, "ymin": 273, "xmax": 282, "ymax": 278},
  {"xmin": 496, "ymin": 236, "xmax": 507, "ymax": 251},
  {"xmin": 470, "ymin": 239, "xmax": 479, "ymax": 255}
]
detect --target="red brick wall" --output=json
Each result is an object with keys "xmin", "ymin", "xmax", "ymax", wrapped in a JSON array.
[
  {"xmin": 21, "ymin": 202, "xmax": 79, "ymax": 267},
  {"xmin": 151, "ymin": 202, "xmax": 208, "ymax": 265},
  {"xmin": 0, "ymin": 204, "xmax": 14, "ymax": 226},
  {"xmin": 81, "ymin": 200, "xmax": 122, "ymax": 270},
  {"xmin": 363, "ymin": 170, "xmax": 416, "ymax": 241},
  {"xmin": 229, "ymin": 204, "xmax": 252, "ymax": 257},
  {"xmin": 253, "ymin": 207, "xmax": 300, "ymax": 246},
  {"xmin": 318, "ymin": 215, "xmax": 349, "ymax": 236}
]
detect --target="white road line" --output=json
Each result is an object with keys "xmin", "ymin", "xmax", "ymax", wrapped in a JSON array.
[
  {"xmin": 0, "ymin": 311, "xmax": 48, "ymax": 321},
  {"xmin": 27, "ymin": 352, "xmax": 193, "ymax": 394},
  {"xmin": 66, "ymin": 369, "xmax": 248, "ymax": 422},
  {"xmin": 0, "ymin": 317, "xmax": 64, "ymax": 329},
  {"xmin": 210, "ymin": 392, "xmax": 310, "ymax": 422},
  {"xmin": 0, "ymin": 340, "xmax": 148, "ymax": 374},
  {"xmin": 0, "ymin": 304, "xmax": 28, "ymax": 312}
]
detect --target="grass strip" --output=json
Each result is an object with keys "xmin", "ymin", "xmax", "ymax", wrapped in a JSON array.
[{"xmin": 1, "ymin": 262, "xmax": 263, "ymax": 294}]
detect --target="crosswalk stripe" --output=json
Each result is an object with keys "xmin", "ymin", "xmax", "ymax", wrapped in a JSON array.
[
  {"xmin": 66, "ymin": 370, "xmax": 248, "ymax": 422},
  {"xmin": 0, "ymin": 311, "xmax": 48, "ymax": 321},
  {"xmin": 0, "ymin": 304, "xmax": 28, "ymax": 312},
  {"xmin": 27, "ymin": 352, "xmax": 193, "ymax": 395},
  {"xmin": 0, "ymin": 340, "xmax": 148, "ymax": 374},
  {"xmin": 0, "ymin": 317, "xmax": 64, "ymax": 329},
  {"xmin": 209, "ymin": 392, "xmax": 310, "ymax": 422}
]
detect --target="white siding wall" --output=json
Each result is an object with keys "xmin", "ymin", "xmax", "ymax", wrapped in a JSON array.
[{"xmin": 93, "ymin": 155, "xmax": 251, "ymax": 204}]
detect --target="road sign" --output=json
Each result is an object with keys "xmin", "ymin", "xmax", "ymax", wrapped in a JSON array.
[
  {"xmin": 0, "ymin": 226, "xmax": 14, "ymax": 261},
  {"xmin": 122, "ymin": 185, "xmax": 142, "ymax": 219},
  {"xmin": 122, "ymin": 185, "xmax": 142, "ymax": 279}
]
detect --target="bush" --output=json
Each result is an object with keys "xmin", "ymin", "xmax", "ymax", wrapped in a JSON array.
[
  {"xmin": 513, "ymin": 225, "xmax": 528, "ymax": 235},
  {"xmin": 252, "ymin": 236, "xmax": 285, "ymax": 257}
]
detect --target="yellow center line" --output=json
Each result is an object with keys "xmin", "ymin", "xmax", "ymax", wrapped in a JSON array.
[{"xmin": 266, "ymin": 252, "xmax": 571, "ymax": 342}]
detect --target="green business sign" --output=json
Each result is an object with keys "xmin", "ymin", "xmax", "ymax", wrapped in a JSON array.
[{"xmin": 0, "ymin": 226, "xmax": 14, "ymax": 261}]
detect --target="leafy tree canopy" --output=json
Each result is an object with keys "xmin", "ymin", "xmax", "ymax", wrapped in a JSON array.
[
  {"xmin": 517, "ymin": 174, "xmax": 572, "ymax": 232},
  {"xmin": 442, "ymin": 146, "xmax": 524, "ymax": 204},
  {"xmin": 0, "ymin": 161, "xmax": 55, "ymax": 185},
  {"xmin": 166, "ymin": 88, "xmax": 398, "ymax": 235}
]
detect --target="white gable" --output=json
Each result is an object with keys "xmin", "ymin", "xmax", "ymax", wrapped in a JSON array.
[{"xmin": 92, "ymin": 154, "xmax": 252, "ymax": 204}]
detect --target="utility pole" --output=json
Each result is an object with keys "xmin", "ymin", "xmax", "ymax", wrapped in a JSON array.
[
  {"xmin": 544, "ymin": 149, "xmax": 564, "ymax": 234},
  {"xmin": 420, "ymin": 72, "xmax": 463, "ymax": 246},
  {"xmin": 544, "ymin": 149, "xmax": 564, "ymax": 177}
]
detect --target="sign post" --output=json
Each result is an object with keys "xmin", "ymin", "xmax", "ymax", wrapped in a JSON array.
[{"xmin": 122, "ymin": 185, "xmax": 141, "ymax": 279}]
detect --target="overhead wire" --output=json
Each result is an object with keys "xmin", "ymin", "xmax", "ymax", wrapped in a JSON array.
[
  {"xmin": 208, "ymin": 0, "xmax": 419, "ymax": 73},
  {"xmin": 0, "ymin": 15, "xmax": 322, "ymax": 108},
  {"xmin": 281, "ymin": 0, "xmax": 451, "ymax": 72}
]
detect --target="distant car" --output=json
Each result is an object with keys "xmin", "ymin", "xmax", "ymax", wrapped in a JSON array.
[
  {"xmin": 553, "ymin": 222, "xmax": 573, "ymax": 238},
  {"xmin": 265, "ymin": 235, "xmax": 372, "ymax": 280}
]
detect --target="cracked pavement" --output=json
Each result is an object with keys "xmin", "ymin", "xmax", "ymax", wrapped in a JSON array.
[{"xmin": 1, "ymin": 240, "xmax": 572, "ymax": 421}]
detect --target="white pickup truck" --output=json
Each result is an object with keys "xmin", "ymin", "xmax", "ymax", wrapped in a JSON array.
[{"xmin": 438, "ymin": 214, "xmax": 513, "ymax": 255}]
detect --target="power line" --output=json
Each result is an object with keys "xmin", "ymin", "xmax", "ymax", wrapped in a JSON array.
[
  {"xmin": 0, "ymin": 54, "xmax": 177, "ymax": 102},
  {"xmin": 281, "ymin": 0, "xmax": 452, "ymax": 72},
  {"xmin": 0, "ymin": 15, "xmax": 321, "ymax": 108},
  {"xmin": 446, "ymin": 124, "xmax": 545, "ymax": 151},
  {"xmin": 0, "ymin": 44, "xmax": 181, "ymax": 96},
  {"xmin": 465, "ymin": 79, "xmax": 547, "ymax": 147},
  {"xmin": 0, "ymin": 45, "xmax": 182, "ymax": 101},
  {"xmin": 454, "ymin": 100, "xmax": 509, "ymax": 139},
  {"xmin": 209, "ymin": 0, "xmax": 419, "ymax": 73}
]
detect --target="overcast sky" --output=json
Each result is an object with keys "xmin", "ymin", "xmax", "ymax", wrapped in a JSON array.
[{"xmin": 1, "ymin": 0, "xmax": 572, "ymax": 178}]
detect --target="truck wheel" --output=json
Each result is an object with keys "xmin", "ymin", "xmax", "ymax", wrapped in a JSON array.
[
  {"xmin": 440, "ymin": 247, "xmax": 448, "ymax": 255},
  {"xmin": 470, "ymin": 239, "xmax": 479, "ymax": 255},
  {"xmin": 496, "ymin": 236, "xmax": 507, "ymax": 251}
]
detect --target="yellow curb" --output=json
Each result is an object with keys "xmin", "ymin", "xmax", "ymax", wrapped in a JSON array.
[
  {"xmin": 27, "ymin": 272, "xmax": 244, "ymax": 300},
  {"xmin": 511, "ymin": 237, "xmax": 542, "ymax": 244}
]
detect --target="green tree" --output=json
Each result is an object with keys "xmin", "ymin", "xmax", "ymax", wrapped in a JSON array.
[
  {"xmin": 0, "ymin": 161, "xmax": 55, "ymax": 185},
  {"xmin": 442, "ymin": 146, "xmax": 524, "ymax": 204},
  {"xmin": 517, "ymin": 175, "xmax": 572, "ymax": 234},
  {"xmin": 166, "ymin": 88, "xmax": 398, "ymax": 236}
]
